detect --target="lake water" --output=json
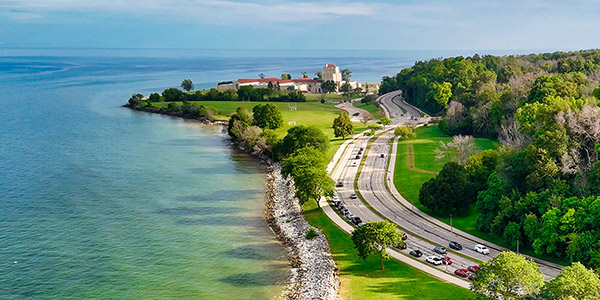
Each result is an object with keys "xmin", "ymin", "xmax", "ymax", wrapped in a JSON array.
[{"xmin": 0, "ymin": 48, "xmax": 529, "ymax": 299}]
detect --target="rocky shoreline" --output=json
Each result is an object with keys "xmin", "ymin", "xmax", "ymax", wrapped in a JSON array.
[
  {"xmin": 265, "ymin": 164, "xmax": 341, "ymax": 300},
  {"xmin": 125, "ymin": 104, "xmax": 341, "ymax": 299}
]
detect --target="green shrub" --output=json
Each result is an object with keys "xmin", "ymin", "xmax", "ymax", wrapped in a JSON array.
[{"xmin": 305, "ymin": 227, "xmax": 318, "ymax": 239}]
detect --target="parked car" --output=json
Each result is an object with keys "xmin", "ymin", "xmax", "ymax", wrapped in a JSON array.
[
  {"xmin": 357, "ymin": 222, "xmax": 366, "ymax": 227},
  {"xmin": 359, "ymin": 147, "xmax": 364, "ymax": 151},
  {"xmin": 345, "ymin": 213, "xmax": 354, "ymax": 220},
  {"xmin": 351, "ymin": 162, "xmax": 358, "ymax": 167},
  {"xmin": 467, "ymin": 266, "xmax": 480, "ymax": 273},
  {"xmin": 355, "ymin": 155, "xmax": 361, "ymax": 159},
  {"xmin": 442, "ymin": 256, "xmax": 452, "ymax": 265},
  {"xmin": 394, "ymin": 243, "xmax": 407, "ymax": 250},
  {"xmin": 402, "ymin": 233, "xmax": 408, "ymax": 240},
  {"xmin": 350, "ymin": 193, "xmax": 358, "ymax": 199},
  {"xmin": 426, "ymin": 256, "xmax": 443, "ymax": 265},
  {"xmin": 454, "ymin": 269, "xmax": 469, "ymax": 278},
  {"xmin": 433, "ymin": 246, "xmax": 447, "ymax": 254},
  {"xmin": 332, "ymin": 200, "xmax": 341, "ymax": 207},
  {"xmin": 351, "ymin": 216, "xmax": 362, "ymax": 225},
  {"xmin": 409, "ymin": 250, "xmax": 422, "ymax": 257},
  {"xmin": 474, "ymin": 244, "xmax": 490, "ymax": 255},
  {"xmin": 336, "ymin": 181, "xmax": 344, "ymax": 187},
  {"xmin": 352, "ymin": 112, "xmax": 360, "ymax": 116},
  {"xmin": 449, "ymin": 241, "xmax": 462, "ymax": 250}
]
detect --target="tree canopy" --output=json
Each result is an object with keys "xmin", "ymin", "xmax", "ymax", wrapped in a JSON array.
[
  {"xmin": 252, "ymin": 103, "xmax": 283, "ymax": 130},
  {"xmin": 351, "ymin": 221, "xmax": 404, "ymax": 271},
  {"xmin": 281, "ymin": 147, "xmax": 334, "ymax": 205},
  {"xmin": 280, "ymin": 125, "xmax": 330, "ymax": 157},
  {"xmin": 332, "ymin": 111, "xmax": 354, "ymax": 139},
  {"xmin": 181, "ymin": 79, "xmax": 194, "ymax": 92}
]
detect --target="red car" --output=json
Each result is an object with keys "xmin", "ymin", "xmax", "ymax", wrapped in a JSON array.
[
  {"xmin": 402, "ymin": 233, "xmax": 408, "ymax": 240},
  {"xmin": 442, "ymin": 256, "xmax": 452, "ymax": 265},
  {"xmin": 467, "ymin": 266, "xmax": 480, "ymax": 273},
  {"xmin": 454, "ymin": 269, "xmax": 469, "ymax": 278},
  {"xmin": 394, "ymin": 243, "xmax": 407, "ymax": 250}
]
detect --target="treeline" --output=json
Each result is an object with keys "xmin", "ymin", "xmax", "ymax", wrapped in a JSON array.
[
  {"xmin": 227, "ymin": 104, "xmax": 334, "ymax": 205},
  {"xmin": 142, "ymin": 86, "xmax": 306, "ymax": 103},
  {"xmin": 404, "ymin": 50, "xmax": 600, "ymax": 267},
  {"xmin": 381, "ymin": 49, "xmax": 600, "ymax": 137}
]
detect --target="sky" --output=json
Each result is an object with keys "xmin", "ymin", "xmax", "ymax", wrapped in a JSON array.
[{"xmin": 0, "ymin": 0, "xmax": 599, "ymax": 50}]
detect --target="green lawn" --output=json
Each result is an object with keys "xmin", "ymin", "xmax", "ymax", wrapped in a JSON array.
[
  {"xmin": 302, "ymin": 199, "xmax": 475, "ymax": 300},
  {"xmin": 393, "ymin": 125, "xmax": 500, "ymax": 238},
  {"xmin": 305, "ymin": 93, "xmax": 348, "ymax": 102},
  {"xmin": 150, "ymin": 101, "xmax": 364, "ymax": 160},
  {"xmin": 354, "ymin": 102, "xmax": 383, "ymax": 120}
]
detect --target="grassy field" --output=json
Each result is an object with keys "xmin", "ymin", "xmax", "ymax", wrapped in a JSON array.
[
  {"xmin": 393, "ymin": 125, "xmax": 499, "ymax": 235},
  {"xmin": 302, "ymin": 199, "xmax": 475, "ymax": 300},
  {"xmin": 354, "ymin": 102, "xmax": 383, "ymax": 120},
  {"xmin": 150, "ymin": 101, "xmax": 364, "ymax": 159},
  {"xmin": 305, "ymin": 93, "xmax": 348, "ymax": 102}
]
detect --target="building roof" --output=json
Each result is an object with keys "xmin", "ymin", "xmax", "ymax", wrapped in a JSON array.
[
  {"xmin": 325, "ymin": 64, "xmax": 337, "ymax": 68},
  {"xmin": 236, "ymin": 77, "xmax": 278, "ymax": 83}
]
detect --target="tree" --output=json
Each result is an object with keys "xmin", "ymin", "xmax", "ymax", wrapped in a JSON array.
[
  {"xmin": 341, "ymin": 68, "xmax": 352, "ymax": 81},
  {"xmin": 434, "ymin": 135, "xmax": 477, "ymax": 165},
  {"xmin": 128, "ymin": 93, "xmax": 144, "ymax": 106},
  {"xmin": 340, "ymin": 82, "xmax": 352, "ymax": 98},
  {"xmin": 394, "ymin": 126, "xmax": 415, "ymax": 140},
  {"xmin": 351, "ymin": 221, "xmax": 403, "ymax": 270},
  {"xmin": 259, "ymin": 73, "xmax": 265, "ymax": 79},
  {"xmin": 315, "ymin": 70, "xmax": 323, "ymax": 80},
  {"xmin": 181, "ymin": 79, "xmax": 194, "ymax": 92},
  {"xmin": 322, "ymin": 80, "xmax": 337, "ymax": 93},
  {"xmin": 281, "ymin": 73, "xmax": 292, "ymax": 80},
  {"xmin": 419, "ymin": 162, "xmax": 474, "ymax": 215},
  {"xmin": 162, "ymin": 88, "xmax": 184, "ymax": 102},
  {"xmin": 281, "ymin": 147, "xmax": 335, "ymax": 206},
  {"xmin": 476, "ymin": 173, "xmax": 508, "ymax": 232},
  {"xmin": 301, "ymin": 71, "xmax": 308, "ymax": 78},
  {"xmin": 361, "ymin": 112, "xmax": 373, "ymax": 126},
  {"xmin": 379, "ymin": 117, "xmax": 392, "ymax": 126},
  {"xmin": 433, "ymin": 81, "xmax": 452, "ymax": 108},
  {"xmin": 228, "ymin": 107, "xmax": 252, "ymax": 139},
  {"xmin": 593, "ymin": 87, "xmax": 600, "ymax": 100},
  {"xmin": 280, "ymin": 125, "xmax": 330, "ymax": 157},
  {"xmin": 503, "ymin": 221, "xmax": 522, "ymax": 248},
  {"xmin": 148, "ymin": 93, "xmax": 161, "ymax": 102},
  {"xmin": 471, "ymin": 251, "xmax": 545, "ymax": 300},
  {"xmin": 333, "ymin": 111, "xmax": 354, "ymax": 139},
  {"xmin": 252, "ymin": 103, "xmax": 283, "ymax": 130},
  {"xmin": 544, "ymin": 262, "xmax": 600, "ymax": 300}
]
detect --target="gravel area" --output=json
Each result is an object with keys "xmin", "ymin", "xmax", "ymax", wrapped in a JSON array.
[{"xmin": 265, "ymin": 164, "xmax": 342, "ymax": 300}]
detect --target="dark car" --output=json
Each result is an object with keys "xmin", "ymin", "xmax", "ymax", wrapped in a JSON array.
[
  {"xmin": 350, "ymin": 193, "xmax": 358, "ymax": 199},
  {"xmin": 467, "ymin": 273, "xmax": 476, "ymax": 281},
  {"xmin": 336, "ymin": 181, "xmax": 344, "ymax": 187},
  {"xmin": 359, "ymin": 147, "xmax": 364, "ymax": 151},
  {"xmin": 449, "ymin": 241, "xmax": 462, "ymax": 250},
  {"xmin": 351, "ymin": 216, "xmax": 362, "ymax": 225},
  {"xmin": 434, "ymin": 246, "xmax": 447, "ymax": 254},
  {"xmin": 394, "ymin": 243, "xmax": 407, "ymax": 250},
  {"xmin": 402, "ymin": 233, "xmax": 408, "ymax": 240},
  {"xmin": 442, "ymin": 256, "xmax": 452, "ymax": 265},
  {"xmin": 454, "ymin": 269, "xmax": 469, "ymax": 278},
  {"xmin": 409, "ymin": 250, "xmax": 422, "ymax": 257},
  {"xmin": 355, "ymin": 155, "xmax": 361, "ymax": 159},
  {"xmin": 380, "ymin": 153, "xmax": 385, "ymax": 158},
  {"xmin": 467, "ymin": 266, "xmax": 480, "ymax": 273},
  {"xmin": 352, "ymin": 112, "xmax": 360, "ymax": 116}
]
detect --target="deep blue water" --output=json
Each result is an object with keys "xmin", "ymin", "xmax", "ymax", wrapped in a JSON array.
[{"xmin": 0, "ymin": 48, "xmax": 530, "ymax": 299}]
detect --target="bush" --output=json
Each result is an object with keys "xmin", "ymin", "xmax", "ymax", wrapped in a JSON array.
[{"xmin": 305, "ymin": 228, "xmax": 318, "ymax": 239}]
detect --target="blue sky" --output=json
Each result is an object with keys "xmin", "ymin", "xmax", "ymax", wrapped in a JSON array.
[{"xmin": 1, "ymin": 0, "xmax": 599, "ymax": 50}]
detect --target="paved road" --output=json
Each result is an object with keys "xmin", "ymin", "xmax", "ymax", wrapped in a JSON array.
[
  {"xmin": 323, "ymin": 91, "xmax": 563, "ymax": 288},
  {"xmin": 336, "ymin": 100, "xmax": 371, "ymax": 122}
]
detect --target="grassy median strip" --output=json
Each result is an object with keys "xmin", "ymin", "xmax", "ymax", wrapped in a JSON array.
[{"xmin": 302, "ymin": 200, "xmax": 476, "ymax": 300}]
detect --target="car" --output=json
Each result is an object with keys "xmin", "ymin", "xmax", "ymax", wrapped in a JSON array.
[
  {"xmin": 351, "ymin": 216, "xmax": 362, "ymax": 225},
  {"xmin": 351, "ymin": 162, "xmax": 358, "ymax": 167},
  {"xmin": 359, "ymin": 147, "xmax": 364, "ymax": 151},
  {"xmin": 426, "ymin": 256, "xmax": 443, "ymax": 265},
  {"xmin": 380, "ymin": 153, "xmax": 385, "ymax": 158},
  {"xmin": 350, "ymin": 193, "xmax": 357, "ymax": 199},
  {"xmin": 345, "ymin": 213, "xmax": 355, "ymax": 220},
  {"xmin": 402, "ymin": 233, "xmax": 408, "ymax": 240},
  {"xmin": 357, "ymin": 222, "xmax": 366, "ymax": 227},
  {"xmin": 449, "ymin": 241, "xmax": 462, "ymax": 250},
  {"xmin": 409, "ymin": 250, "xmax": 422, "ymax": 257},
  {"xmin": 467, "ymin": 266, "xmax": 480, "ymax": 273},
  {"xmin": 454, "ymin": 269, "xmax": 469, "ymax": 278},
  {"xmin": 339, "ymin": 208, "xmax": 348, "ymax": 215},
  {"xmin": 442, "ymin": 256, "xmax": 452, "ymax": 265},
  {"xmin": 474, "ymin": 244, "xmax": 490, "ymax": 255},
  {"xmin": 332, "ymin": 199, "xmax": 341, "ymax": 207},
  {"xmin": 355, "ymin": 155, "xmax": 361, "ymax": 159},
  {"xmin": 433, "ymin": 246, "xmax": 447, "ymax": 254},
  {"xmin": 352, "ymin": 112, "xmax": 360, "ymax": 116},
  {"xmin": 335, "ymin": 181, "xmax": 343, "ymax": 187},
  {"xmin": 394, "ymin": 243, "xmax": 407, "ymax": 250},
  {"xmin": 467, "ymin": 273, "xmax": 476, "ymax": 281}
]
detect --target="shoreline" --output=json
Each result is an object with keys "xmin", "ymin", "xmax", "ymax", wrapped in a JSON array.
[{"xmin": 124, "ymin": 104, "xmax": 341, "ymax": 299}]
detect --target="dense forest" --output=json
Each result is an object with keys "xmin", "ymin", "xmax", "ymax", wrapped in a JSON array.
[{"xmin": 382, "ymin": 50, "xmax": 600, "ymax": 267}]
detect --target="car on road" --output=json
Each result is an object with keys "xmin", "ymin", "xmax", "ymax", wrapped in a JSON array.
[
  {"xmin": 355, "ymin": 155, "xmax": 361, "ymax": 159},
  {"xmin": 351, "ymin": 162, "xmax": 358, "ymax": 167},
  {"xmin": 351, "ymin": 216, "xmax": 362, "ymax": 225},
  {"xmin": 449, "ymin": 241, "xmax": 462, "ymax": 250},
  {"xmin": 352, "ymin": 112, "xmax": 360, "ymax": 116},
  {"xmin": 454, "ymin": 269, "xmax": 469, "ymax": 278},
  {"xmin": 442, "ymin": 256, "xmax": 452, "ymax": 265},
  {"xmin": 345, "ymin": 212, "xmax": 355, "ymax": 220},
  {"xmin": 474, "ymin": 244, "xmax": 490, "ymax": 254},
  {"xmin": 433, "ymin": 246, "xmax": 447, "ymax": 254},
  {"xmin": 409, "ymin": 250, "xmax": 422, "ymax": 257},
  {"xmin": 394, "ymin": 243, "xmax": 407, "ymax": 250},
  {"xmin": 336, "ymin": 181, "xmax": 344, "ymax": 187},
  {"xmin": 350, "ymin": 193, "xmax": 357, "ymax": 199},
  {"xmin": 359, "ymin": 147, "xmax": 364, "ymax": 151},
  {"xmin": 425, "ymin": 256, "xmax": 443, "ymax": 266},
  {"xmin": 402, "ymin": 233, "xmax": 408, "ymax": 240},
  {"xmin": 467, "ymin": 266, "xmax": 480, "ymax": 273}
]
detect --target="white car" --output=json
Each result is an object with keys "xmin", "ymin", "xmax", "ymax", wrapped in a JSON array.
[
  {"xmin": 351, "ymin": 162, "xmax": 358, "ymax": 167},
  {"xmin": 474, "ymin": 244, "xmax": 490, "ymax": 255},
  {"xmin": 425, "ymin": 255, "xmax": 443, "ymax": 265}
]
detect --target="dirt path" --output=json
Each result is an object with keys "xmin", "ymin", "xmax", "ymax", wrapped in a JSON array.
[{"xmin": 406, "ymin": 143, "xmax": 438, "ymax": 174}]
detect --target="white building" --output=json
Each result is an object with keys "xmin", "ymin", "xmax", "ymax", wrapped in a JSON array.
[{"xmin": 323, "ymin": 64, "xmax": 342, "ymax": 87}]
